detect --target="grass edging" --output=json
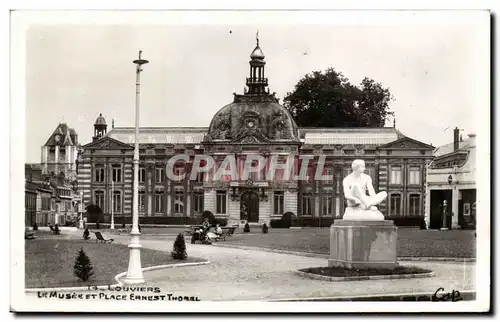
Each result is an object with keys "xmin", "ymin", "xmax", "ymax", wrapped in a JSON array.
[
  {"xmin": 296, "ymin": 270, "xmax": 435, "ymax": 282},
  {"xmin": 214, "ymin": 243, "xmax": 476, "ymax": 262},
  {"xmin": 25, "ymin": 260, "xmax": 210, "ymax": 293}
]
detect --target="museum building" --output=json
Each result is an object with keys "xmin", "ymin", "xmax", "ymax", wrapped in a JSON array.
[{"xmin": 76, "ymin": 39, "xmax": 434, "ymax": 226}]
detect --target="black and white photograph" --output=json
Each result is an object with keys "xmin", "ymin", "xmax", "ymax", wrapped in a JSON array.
[{"xmin": 9, "ymin": 8, "xmax": 490, "ymax": 313}]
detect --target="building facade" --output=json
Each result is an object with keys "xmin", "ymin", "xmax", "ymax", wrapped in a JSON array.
[
  {"xmin": 41, "ymin": 123, "xmax": 80, "ymax": 181},
  {"xmin": 425, "ymin": 128, "xmax": 476, "ymax": 229},
  {"xmin": 25, "ymin": 164, "xmax": 79, "ymax": 226},
  {"xmin": 77, "ymin": 40, "xmax": 434, "ymax": 226}
]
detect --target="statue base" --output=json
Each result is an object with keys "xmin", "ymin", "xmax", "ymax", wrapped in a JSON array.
[
  {"xmin": 342, "ymin": 206, "xmax": 385, "ymax": 221},
  {"xmin": 329, "ymin": 220, "xmax": 398, "ymax": 270}
]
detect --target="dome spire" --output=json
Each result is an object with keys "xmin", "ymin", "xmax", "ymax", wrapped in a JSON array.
[{"xmin": 247, "ymin": 33, "xmax": 268, "ymax": 94}]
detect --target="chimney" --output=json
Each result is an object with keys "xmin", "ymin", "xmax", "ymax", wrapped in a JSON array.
[{"xmin": 453, "ymin": 127, "xmax": 459, "ymax": 152}]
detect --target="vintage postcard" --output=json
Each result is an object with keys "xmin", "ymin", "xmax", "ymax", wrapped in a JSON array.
[{"xmin": 10, "ymin": 8, "xmax": 490, "ymax": 313}]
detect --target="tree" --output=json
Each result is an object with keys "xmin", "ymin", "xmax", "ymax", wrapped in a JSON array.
[
  {"xmin": 73, "ymin": 247, "xmax": 94, "ymax": 282},
  {"xmin": 283, "ymin": 68, "xmax": 393, "ymax": 127},
  {"xmin": 201, "ymin": 210, "xmax": 216, "ymax": 226},
  {"xmin": 171, "ymin": 233, "xmax": 188, "ymax": 260}
]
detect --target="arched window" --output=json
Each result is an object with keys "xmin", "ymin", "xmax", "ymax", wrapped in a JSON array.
[
  {"xmin": 174, "ymin": 191, "xmax": 184, "ymax": 214},
  {"xmin": 113, "ymin": 190, "xmax": 121, "ymax": 213},
  {"xmin": 390, "ymin": 193, "xmax": 401, "ymax": 216},
  {"xmin": 139, "ymin": 191, "xmax": 145, "ymax": 213},
  {"xmin": 94, "ymin": 190, "xmax": 105, "ymax": 210},
  {"xmin": 409, "ymin": 194, "xmax": 420, "ymax": 216},
  {"xmin": 155, "ymin": 191, "xmax": 164, "ymax": 214}
]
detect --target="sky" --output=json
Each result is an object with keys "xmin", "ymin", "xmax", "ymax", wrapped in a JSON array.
[{"xmin": 21, "ymin": 11, "xmax": 489, "ymax": 163}]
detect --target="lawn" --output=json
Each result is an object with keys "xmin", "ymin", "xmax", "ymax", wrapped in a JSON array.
[
  {"xmin": 219, "ymin": 228, "xmax": 476, "ymax": 258},
  {"xmin": 25, "ymin": 239, "xmax": 204, "ymax": 288}
]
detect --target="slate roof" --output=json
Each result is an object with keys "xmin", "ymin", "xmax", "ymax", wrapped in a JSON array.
[
  {"xmin": 44, "ymin": 123, "xmax": 79, "ymax": 146},
  {"xmin": 433, "ymin": 136, "xmax": 475, "ymax": 157},
  {"xmin": 106, "ymin": 127, "xmax": 208, "ymax": 144},
  {"xmin": 300, "ymin": 127, "xmax": 403, "ymax": 146},
  {"xmin": 105, "ymin": 126, "xmax": 405, "ymax": 146}
]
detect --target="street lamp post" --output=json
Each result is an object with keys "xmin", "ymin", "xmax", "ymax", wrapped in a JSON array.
[
  {"xmin": 110, "ymin": 181, "xmax": 115, "ymax": 229},
  {"xmin": 123, "ymin": 50, "xmax": 148, "ymax": 284},
  {"xmin": 78, "ymin": 191, "xmax": 84, "ymax": 229},
  {"xmin": 441, "ymin": 200, "xmax": 448, "ymax": 230}
]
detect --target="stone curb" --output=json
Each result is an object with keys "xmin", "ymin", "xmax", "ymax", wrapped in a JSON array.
[
  {"xmin": 25, "ymin": 261, "xmax": 210, "ymax": 293},
  {"xmin": 295, "ymin": 270, "xmax": 436, "ymax": 282},
  {"xmin": 114, "ymin": 261, "xmax": 210, "ymax": 284},
  {"xmin": 269, "ymin": 290, "xmax": 477, "ymax": 302},
  {"xmin": 213, "ymin": 244, "xmax": 476, "ymax": 262},
  {"xmin": 398, "ymin": 257, "xmax": 476, "ymax": 262}
]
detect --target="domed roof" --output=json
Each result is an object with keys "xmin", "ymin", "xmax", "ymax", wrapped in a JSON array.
[
  {"xmin": 250, "ymin": 45, "xmax": 265, "ymax": 60},
  {"xmin": 94, "ymin": 113, "xmax": 107, "ymax": 126},
  {"xmin": 206, "ymin": 95, "xmax": 300, "ymax": 143}
]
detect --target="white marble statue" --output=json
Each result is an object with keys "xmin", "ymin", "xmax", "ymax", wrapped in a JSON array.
[{"xmin": 342, "ymin": 159, "xmax": 387, "ymax": 221}]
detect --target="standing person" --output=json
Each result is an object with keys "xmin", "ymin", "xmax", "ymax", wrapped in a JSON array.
[
  {"xmin": 83, "ymin": 228, "xmax": 90, "ymax": 240},
  {"xmin": 54, "ymin": 223, "xmax": 61, "ymax": 235}
]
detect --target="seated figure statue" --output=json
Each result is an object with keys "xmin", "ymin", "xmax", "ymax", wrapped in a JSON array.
[{"xmin": 343, "ymin": 159, "xmax": 387, "ymax": 221}]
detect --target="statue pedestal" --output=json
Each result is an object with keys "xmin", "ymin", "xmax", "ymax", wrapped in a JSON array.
[{"xmin": 329, "ymin": 220, "xmax": 398, "ymax": 269}]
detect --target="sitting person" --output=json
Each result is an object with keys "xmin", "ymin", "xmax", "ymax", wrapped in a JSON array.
[
  {"xmin": 53, "ymin": 223, "xmax": 61, "ymax": 235},
  {"xmin": 215, "ymin": 224, "xmax": 223, "ymax": 236},
  {"xmin": 83, "ymin": 228, "xmax": 90, "ymax": 240},
  {"xmin": 202, "ymin": 218, "xmax": 210, "ymax": 233},
  {"xmin": 343, "ymin": 159, "xmax": 387, "ymax": 221}
]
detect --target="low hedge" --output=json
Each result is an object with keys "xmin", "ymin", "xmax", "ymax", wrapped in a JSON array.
[
  {"xmin": 270, "ymin": 219, "xmax": 289, "ymax": 228},
  {"xmin": 97, "ymin": 216, "xmax": 201, "ymax": 226},
  {"xmin": 292, "ymin": 217, "xmax": 335, "ymax": 228},
  {"xmin": 385, "ymin": 216, "xmax": 424, "ymax": 227}
]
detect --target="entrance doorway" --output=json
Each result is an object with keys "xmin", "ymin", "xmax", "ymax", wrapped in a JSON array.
[
  {"xmin": 240, "ymin": 190, "xmax": 259, "ymax": 222},
  {"xmin": 430, "ymin": 189, "xmax": 452, "ymax": 229}
]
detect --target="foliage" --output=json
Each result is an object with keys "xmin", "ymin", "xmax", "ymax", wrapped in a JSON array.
[
  {"xmin": 73, "ymin": 247, "xmax": 94, "ymax": 282},
  {"xmin": 281, "ymin": 212, "xmax": 296, "ymax": 228},
  {"xmin": 214, "ymin": 217, "xmax": 228, "ymax": 227},
  {"xmin": 171, "ymin": 233, "xmax": 188, "ymax": 260},
  {"xmin": 291, "ymin": 217, "xmax": 335, "ymax": 227},
  {"xmin": 262, "ymin": 223, "xmax": 268, "ymax": 234},
  {"xmin": 86, "ymin": 204, "xmax": 103, "ymax": 225},
  {"xmin": 243, "ymin": 223, "xmax": 250, "ymax": 233},
  {"xmin": 283, "ymin": 68, "xmax": 394, "ymax": 127},
  {"xmin": 201, "ymin": 210, "xmax": 216, "ymax": 226}
]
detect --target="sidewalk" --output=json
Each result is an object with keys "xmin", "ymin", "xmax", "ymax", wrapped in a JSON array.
[{"xmin": 81, "ymin": 230, "xmax": 475, "ymax": 301}]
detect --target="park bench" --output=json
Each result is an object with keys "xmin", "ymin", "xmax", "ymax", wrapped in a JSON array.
[
  {"xmin": 215, "ymin": 226, "xmax": 237, "ymax": 242},
  {"xmin": 185, "ymin": 225, "xmax": 203, "ymax": 237},
  {"xmin": 49, "ymin": 225, "xmax": 61, "ymax": 235},
  {"xmin": 25, "ymin": 228, "xmax": 35, "ymax": 240},
  {"xmin": 94, "ymin": 231, "xmax": 114, "ymax": 244}
]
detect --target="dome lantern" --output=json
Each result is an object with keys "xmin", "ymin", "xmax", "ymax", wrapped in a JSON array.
[{"xmin": 93, "ymin": 113, "xmax": 108, "ymax": 141}]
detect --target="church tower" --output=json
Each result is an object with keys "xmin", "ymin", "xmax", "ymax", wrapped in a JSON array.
[{"xmin": 40, "ymin": 123, "xmax": 79, "ymax": 180}]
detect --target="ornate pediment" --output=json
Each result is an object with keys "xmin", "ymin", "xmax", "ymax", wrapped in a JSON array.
[
  {"xmin": 240, "ymin": 135, "xmax": 262, "ymax": 144},
  {"xmin": 377, "ymin": 137, "xmax": 434, "ymax": 150},
  {"xmin": 82, "ymin": 137, "xmax": 134, "ymax": 150}
]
